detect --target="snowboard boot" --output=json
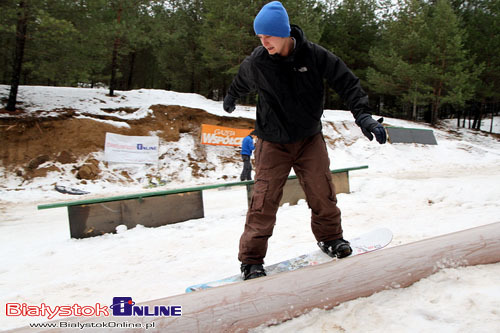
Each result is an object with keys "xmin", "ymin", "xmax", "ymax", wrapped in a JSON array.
[
  {"xmin": 240, "ymin": 263, "xmax": 266, "ymax": 280},
  {"xmin": 318, "ymin": 238, "xmax": 352, "ymax": 258}
]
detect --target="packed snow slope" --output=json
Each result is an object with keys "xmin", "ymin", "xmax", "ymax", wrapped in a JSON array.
[{"xmin": 0, "ymin": 85, "xmax": 499, "ymax": 332}]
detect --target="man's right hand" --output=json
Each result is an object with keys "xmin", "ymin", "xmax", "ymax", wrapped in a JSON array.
[{"xmin": 223, "ymin": 95, "xmax": 236, "ymax": 113}]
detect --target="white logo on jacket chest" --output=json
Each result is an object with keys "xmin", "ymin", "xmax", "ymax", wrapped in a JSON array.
[{"xmin": 294, "ymin": 67, "xmax": 308, "ymax": 72}]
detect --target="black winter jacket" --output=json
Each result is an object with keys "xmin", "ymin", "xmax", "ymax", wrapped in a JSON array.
[{"xmin": 227, "ymin": 25, "xmax": 377, "ymax": 144}]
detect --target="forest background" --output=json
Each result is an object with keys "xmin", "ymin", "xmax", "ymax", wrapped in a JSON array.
[{"xmin": 1, "ymin": 0, "xmax": 499, "ymax": 129}]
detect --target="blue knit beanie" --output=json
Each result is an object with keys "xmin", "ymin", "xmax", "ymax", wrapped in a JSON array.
[{"xmin": 253, "ymin": 1, "xmax": 290, "ymax": 37}]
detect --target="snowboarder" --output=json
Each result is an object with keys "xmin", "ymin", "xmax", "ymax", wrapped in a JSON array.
[
  {"xmin": 223, "ymin": 1, "xmax": 386, "ymax": 280},
  {"xmin": 240, "ymin": 132, "xmax": 256, "ymax": 181}
]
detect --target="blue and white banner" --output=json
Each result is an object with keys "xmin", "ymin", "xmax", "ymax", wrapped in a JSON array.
[{"xmin": 104, "ymin": 133, "xmax": 159, "ymax": 164}]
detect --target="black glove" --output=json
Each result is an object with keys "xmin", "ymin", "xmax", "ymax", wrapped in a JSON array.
[
  {"xmin": 360, "ymin": 117, "xmax": 387, "ymax": 144},
  {"xmin": 223, "ymin": 95, "xmax": 236, "ymax": 113}
]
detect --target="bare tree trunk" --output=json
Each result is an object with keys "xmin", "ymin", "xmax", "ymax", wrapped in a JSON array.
[
  {"xmin": 109, "ymin": 41, "xmax": 119, "ymax": 96},
  {"xmin": 431, "ymin": 81, "xmax": 443, "ymax": 126},
  {"xmin": 468, "ymin": 108, "xmax": 472, "ymax": 128},
  {"xmin": 490, "ymin": 110, "xmax": 494, "ymax": 134},
  {"xmin": 126, "ymin": 52, "xmax": 135, "ymax": 90},
  {"xmin": 431, "ymin": 99, "xmax": 439, "ymax": 126},
  {"xmin": 472, "ymin": 102, "xmax": 481, "ymax": 130},
  {"xmin": 109, "ymin": 4, "xmax": 122, "ymax": 97},
  {"xmin": 6, "ymin": 0, "xmax": 28, "ymax": 111},
  {"xmin": 412, "ymin": 94, "xmax": 417, "ymax": 120},
  {"xmin": 190, "ymin": 68, "xmax": 195, "ymax": 94},
  {"xmin": 477, "ymin": 101, "xmax": 485, "ymax": 130}
]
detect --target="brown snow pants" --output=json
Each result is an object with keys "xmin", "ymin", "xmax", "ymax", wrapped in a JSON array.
[{"xmin": 238, "ymin": 132, "xmax": 343, "ymax": 264}]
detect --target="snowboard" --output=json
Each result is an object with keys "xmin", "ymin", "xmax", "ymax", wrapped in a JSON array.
[
  {"xmin": 185, "ymin": 227, "xmax": 392, "ymax": 293},
  {"xmin": 54, "ymin": 184, "xmax": 90, "ymax": 195}
]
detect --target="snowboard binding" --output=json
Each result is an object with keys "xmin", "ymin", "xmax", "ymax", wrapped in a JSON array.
[{"xmin": 318, "ymin": 238, "xmax": 352, "ymax": 258}]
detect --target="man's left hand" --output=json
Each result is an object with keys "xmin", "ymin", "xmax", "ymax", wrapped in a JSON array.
[{"xmin": 361, "ymin": 117, "xmax": 387, "ymax": 144}]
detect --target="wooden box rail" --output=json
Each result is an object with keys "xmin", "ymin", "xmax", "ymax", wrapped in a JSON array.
[{"xmin": 37, "ymin": 166, "xmax": 368, "ymax": 239}]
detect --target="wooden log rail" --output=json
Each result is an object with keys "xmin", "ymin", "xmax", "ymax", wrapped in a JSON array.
[{"xmin": 9, "ymin": 222, "xmax": 500, "ymax": 332}]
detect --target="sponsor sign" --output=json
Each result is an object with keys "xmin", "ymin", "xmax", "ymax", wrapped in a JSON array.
[
  {"xmin": 201, "ymin": 124, "xmax": 252, "ymax": 146},
  {"xmin": 104, "ymin": 133, "xmax": 159, "ymax": 164}
]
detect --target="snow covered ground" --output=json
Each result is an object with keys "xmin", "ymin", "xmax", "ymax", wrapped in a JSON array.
[{"xmin": 1, "ymin": 85, "xmax": 499, "ymax": 331}]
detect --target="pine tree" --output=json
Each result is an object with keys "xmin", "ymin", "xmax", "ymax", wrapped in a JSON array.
[
  {"xmin": 424, "ymin": 0, "xmax": 481, "ymax": 125},
  {"xmin": 366, "ymin": 0, "xmax": 431, "ymax": 119},
  {"xmin": 23, "ymin": 1, "xmax": 80, "ymax": 86},
  {"xmin": 320, "ymin": 0, "xmax": 378, "ymax": 71},
  {"xmin": 200, "ymin": 0, "xmax": 259, "ymax": 99},
  {"xmin": 0, "ymin": 0, "xmax": 18, "ymax": 85},
  {"xmin": 5, "ymin": 0, "xmax": 29, "ymax": 111},
  {"xmin": 320, "ymin": 0, "xmax": 379, "ymax": 109},
  {"xmin": 153, "ymin": 0, "xmax": 204, "ymax": 93},
  {"xmin": 367, "ymin": 0, "xmax": 481, "ymax": 124},
  {"xmin": 104, "ymin": 0, "xmax": 160, "ymax": 96},
  {"xmin": 282, "ymin": 0, "xmax": 324, "ymax": 43},
  {"xmin": 458, "ymin": 0, "xmax": 500, "ymax": 130},
  {"xmin": 3, "ymin": 0, "xmax": 96, "ymax": 111},
  {"xmin": 70, "ymin": 0, "xmax": 112, "ymax": 88}
]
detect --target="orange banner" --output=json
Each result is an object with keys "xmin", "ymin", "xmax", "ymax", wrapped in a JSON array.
[{"xmin": 200, "ymin": 124, "xmax": 253, "ymax": 146}]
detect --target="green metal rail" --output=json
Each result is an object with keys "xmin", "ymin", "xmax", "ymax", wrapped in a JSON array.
[
  {"xmin": 38, "ymin": 165, "xmax": 368, "ymax": 210},
  {"xmin": 385, "ymin": 126, "xmax": 434, "ymax": 132}
]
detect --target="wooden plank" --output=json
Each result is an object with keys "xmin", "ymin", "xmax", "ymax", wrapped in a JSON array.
[
  {"xmin": 332, "ymin": 171, "xmax": 349, "ymax": 194},
  {"xmin": 68, "ymin": 191, "xmax": 204, "ymax": 239},
  {"xmin": 12, "ymin": 222, "xmax": 499, "ymax": 332},
  {"xmin": 280, "ymin": 178, "xmax": 306, "ymax": 205},
  {"xmin": 37, "ymin": 166, "xmax": 368, "ymax": 210},
  {"xmin": 246, "ymin": 171, "xmax": 350, "ymax": 207}
]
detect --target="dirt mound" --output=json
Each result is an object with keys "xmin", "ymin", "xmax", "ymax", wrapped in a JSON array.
[{"xmin": 0, "ymin": 105, "xmax": 255, "ymax": 180}]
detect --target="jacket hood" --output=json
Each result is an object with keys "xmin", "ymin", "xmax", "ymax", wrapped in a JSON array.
[{"xmin": 290, "ymin": 25, "xmax": 306, "ymax": 49}]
